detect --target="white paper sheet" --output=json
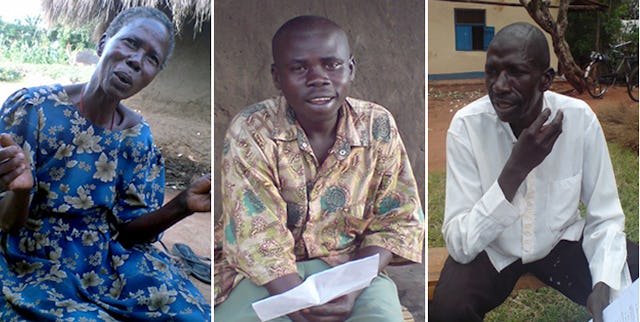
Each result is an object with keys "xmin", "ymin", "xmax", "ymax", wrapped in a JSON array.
[
  {"xmin": 251, "ymin": 254, "xmax": 380, "ymax": 321},
  {"xmin": 589, "ymin": 279, "xmax": 638, "ymax": 322}
]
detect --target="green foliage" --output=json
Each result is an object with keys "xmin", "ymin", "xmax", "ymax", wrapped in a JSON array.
[
  {"xmin": 567, "ymin": 0, "xmax": 639, "ymax": 67},
  {"xmin": 566, "ymin": 11, "xmax": 602, "ymax": 67},
  {"xmin": 47, "ymin": 23, "xmax": 94, "ymax": 52},
  {"xmin": 0, "ymin": 16, "xmax": 94, "ymax": 65},
  {"xmin": 0, "ymin": 63, "xmax": 93, "ymax": 85},
  {"xmin": 0, "ymin": 66, "xmax": 24, "ymax": 82}
]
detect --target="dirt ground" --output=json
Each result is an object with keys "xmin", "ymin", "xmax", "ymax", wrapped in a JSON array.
[{"xmin": 428, "ymin": 79, "xmax": 639, "ymax": 171}]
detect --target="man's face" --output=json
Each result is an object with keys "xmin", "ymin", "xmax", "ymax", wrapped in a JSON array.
[
  {"xmin": 271, "ymin": 27, "xmax": 354, "ymax": 123},
  {"xmin": 485, "ymin": 38, "xmax": 547, "ymax": 130}
]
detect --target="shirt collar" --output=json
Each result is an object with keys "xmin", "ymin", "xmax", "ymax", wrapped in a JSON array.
[{"xmin": 271, "ymin": 96, "xmax": 369, "ymax": 148}]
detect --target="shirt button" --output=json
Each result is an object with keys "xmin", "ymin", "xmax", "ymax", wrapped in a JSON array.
[{"xmin": 301, "ymin": 142, "xmax": 308, "ymax": 148}]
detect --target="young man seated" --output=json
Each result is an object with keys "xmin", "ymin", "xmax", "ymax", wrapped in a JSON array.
[{"xmin": 214, "ymin": 15, "xmax": 424, "ymax": 321}]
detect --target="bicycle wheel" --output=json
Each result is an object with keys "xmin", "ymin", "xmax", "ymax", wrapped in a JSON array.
[
  {"xmin": 584, "ymin": 61, "xmax": 612, "ymax": 98},
  {"xmin": 627, "ymin": 64, "xmax": 639, "ymax": 102}
]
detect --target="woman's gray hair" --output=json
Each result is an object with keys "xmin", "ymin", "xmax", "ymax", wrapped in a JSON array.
[{"xmin": 105, "ymin": 7, "xmax": 175, "ymax": 68}]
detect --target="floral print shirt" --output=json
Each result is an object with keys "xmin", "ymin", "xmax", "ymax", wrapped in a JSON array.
[
  {"xmin": 215, "ymin": 96, "xmax": 424, "ymax": 305},
  {"xmin": 0, "ymin": 85, "xmax": 210, "ymax": 321}
]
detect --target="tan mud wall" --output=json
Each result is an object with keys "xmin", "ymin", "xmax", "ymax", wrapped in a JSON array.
[
  {"xmin": 125, "ymin": 23, "xmax": 212, "ymax": 165},
  {"xmin": 131, "ymin": 23, "xmax": 211, "ymax": 119},
  {"xmin": 213, "ymin": 0, "xmax": 426, "ymax": 219}
]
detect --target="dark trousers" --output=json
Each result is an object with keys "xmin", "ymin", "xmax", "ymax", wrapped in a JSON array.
[{"xmin": 429, "ymin": 239, "xmax": 639, "ymax": 322}]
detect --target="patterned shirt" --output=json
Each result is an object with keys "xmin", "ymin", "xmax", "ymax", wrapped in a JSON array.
[{"xmin": 214, "ymin": 96, "xmax": 424, "ymax": 305}]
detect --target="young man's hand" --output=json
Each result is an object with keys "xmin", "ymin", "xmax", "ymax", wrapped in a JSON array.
[
  {"xmin": 586, "ymin": 282, "xmax": 610, "ymax": 322},
  {"xmin": 277, "ymin": 246, "xmax": 392, "ymax": 322},
  {"xmin": 271, "ymin": 274, "xmax": 361, "ymax": 322},
  {"xmin": 297, "ymin": 291, "xmax": 361, "ymax": 322}
]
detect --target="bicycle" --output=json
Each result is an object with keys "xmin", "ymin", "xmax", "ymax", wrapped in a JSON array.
[{"xmin": 583, "ymin": 41, "xmax": 639, "ymax": 102}]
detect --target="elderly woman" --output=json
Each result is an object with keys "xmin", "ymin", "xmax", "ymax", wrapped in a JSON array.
[{"xmin": 0, "ymin": 7, "xmax": 211, "ymax": 321}]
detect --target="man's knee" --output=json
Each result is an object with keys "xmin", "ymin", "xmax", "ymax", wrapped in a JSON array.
[
  {"xmin": 428, "ymin": 253, "xmax": 512, "ymax": 322},
  {"xmin": 348, "ymin": 274, "xmax": 403, "ymax": 321},
  {"xmin": 429, "ymin": 295, "xmax": 484, "ymax": 322}
]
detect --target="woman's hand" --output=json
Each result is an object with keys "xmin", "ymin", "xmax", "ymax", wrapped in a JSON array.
[
  {"xmin": 116, "ymin": 174, "xmax": 211, "ymax": 246},
  {"xmin": 0, "ymin": 133, "xmax": 33, "ymax": 232},
  {"xmin": 0, "ymin": 133, "xmax": 33, "ymax": 192},
  {"xmin": 184, "ymin": 174, "xmax": 211, "ymax": 213}
]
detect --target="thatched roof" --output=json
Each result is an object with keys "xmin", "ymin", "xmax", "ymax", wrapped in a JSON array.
[{"xmin": 41, "ymin": 0, "xmax": 210, "ymax": 37}]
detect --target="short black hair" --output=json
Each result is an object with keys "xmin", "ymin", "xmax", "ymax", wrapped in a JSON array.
[
  {"xmin": 271, "ymin": 15, "xmax": 349, "ymax": 64},
  {"xmin": 491, "ymin": 22, "xmax": 550, "ymax": 71},
  {"xmin": 106, "ymin": 7, "xmax": 175, "ymax": 68}
]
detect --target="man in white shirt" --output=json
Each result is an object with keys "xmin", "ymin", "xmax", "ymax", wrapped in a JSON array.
[{"xmin": 429, "ymin": 22, "xmax": 638, "ymax": 322}]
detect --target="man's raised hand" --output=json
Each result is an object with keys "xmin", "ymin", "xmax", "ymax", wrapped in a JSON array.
[
  {"xmin": 499, "ymin": 108, "xmax": 563, "ymax": 201},
  {"xmin": 511, "ymin": 108, "xmax": 564, "ymax": 173}
]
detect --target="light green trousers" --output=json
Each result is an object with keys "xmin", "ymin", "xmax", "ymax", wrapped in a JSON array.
[{"xmin": 214, "ymin": 259, "xmax": 403, "ymax": 322}]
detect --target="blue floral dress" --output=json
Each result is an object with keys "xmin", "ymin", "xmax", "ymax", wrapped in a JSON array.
[{"xmin": 0, "ymin": 85, "xmax": 210, "ymax": 321}]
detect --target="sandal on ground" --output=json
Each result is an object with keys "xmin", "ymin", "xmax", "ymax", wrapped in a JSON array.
[
  {"xmin": 181, "ymin": 258, "xmax": 211, "ymax": 284},
  {"xmin": 161, "ymin": 242, "xmax": 211, "ymax": 284},
  {"xmin": 172, "ymin": 243, "xmax": 211, "ymax": 264}
]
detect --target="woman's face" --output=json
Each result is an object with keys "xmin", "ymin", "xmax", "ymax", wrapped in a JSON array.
[{"xmin": 95, "ymin": 17, "xmax": 170, "ymax": 100}]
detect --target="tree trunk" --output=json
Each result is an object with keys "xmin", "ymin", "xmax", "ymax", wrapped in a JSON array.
[
  {"xmin": 595, "ymin": 12, "xmax": 601, "ymax": 52},
  {"xmin": 520, "ymin": 0, "xmax": 586, "ymax": 92}
]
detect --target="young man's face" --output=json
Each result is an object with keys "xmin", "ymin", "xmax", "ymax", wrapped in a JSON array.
[
  {"xmin": 484, "ymin": 38, "xmax": 549, "ymax": 131},
  {"xmin": 271, "ymin": 27, "xmax": 354, "ymax": 123}
]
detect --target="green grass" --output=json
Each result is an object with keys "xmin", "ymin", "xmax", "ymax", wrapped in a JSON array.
[
  {"xmin": 0, "ymin": 66, "xmax": 25, "ymax": 82},
  {"xmin": 0, "ymin": 62, "xmax": 93, "ymax": 84},
  {"xmin": 609, "ymin": 142, "xmax": 639, "ymax": 242},
  {"xmin": 428, "ymin": 142, "xmax": 638, "ymax": 321},
  {"xmin": 486, "ymin": 288, "xmax": 591, "ymax": 321},
  {"xmin": 427, "ymin": 171, "xmax": 446, "ymax": 248}
]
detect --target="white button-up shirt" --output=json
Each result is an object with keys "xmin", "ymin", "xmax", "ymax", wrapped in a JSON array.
[{"xmin": 443, "ymin": 91, "xmax": 631, "ymax": 297}]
